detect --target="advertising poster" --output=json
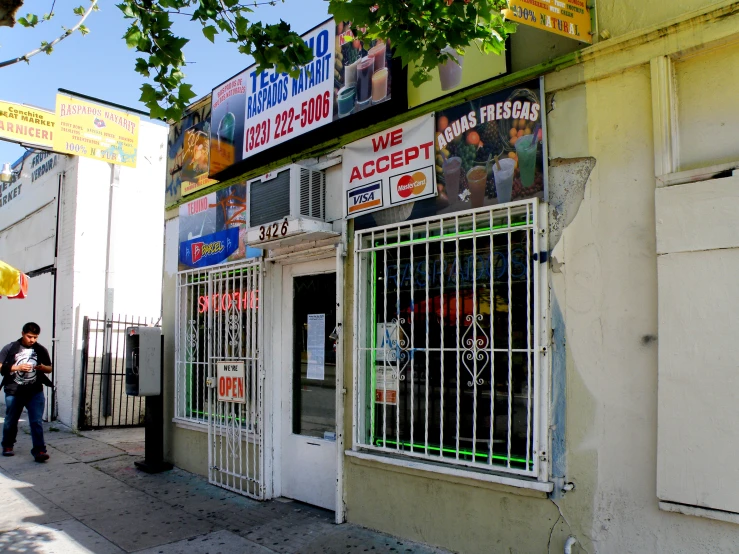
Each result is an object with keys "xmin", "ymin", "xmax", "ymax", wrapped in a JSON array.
[
  {"xmin": 166, "ymin": 97, "xmax": 213, "ymax": 206},
  {"xmin": 375, "ymin": 366, "xmax": 398, "ymax": 406},
  {"xmin": 241, "ymin": 19, "xmax": 335, "ymax": 160},
  {"xmin": 407, "ymin": 42, "xmax": 507, "ymax": 109},
  {"xmin": 210, "ymin": 70, "xmax": 247, "ymax": 175},
  {"xmin": 0, "ymin": 100, "xmax": 56, "ymax": 149},
  {"xmin": 178, "ymin": 182, "xmax": 261, "ymax": 270},
  {"xmin": 333, "ymin": 21, "xmax": 392, "ymax": 119},
  {"xmin": 343, "ymin": 114, "xmax": 436, "ymax": 219},
  {"xmin": 181, "ymin": 119, "xmax": 217, "ymax": 196},
  {"xmin": 505, "ymin": 1, "xmax": 592, "ymax": 43},
  {"xmin": 353, "ymin": 80, "xmax": 545, "ymax": 232},
  {"xmin": 54, "ymin": 94, "xmax": 139, "ymax": 167}
]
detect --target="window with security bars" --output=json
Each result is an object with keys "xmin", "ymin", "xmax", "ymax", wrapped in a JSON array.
[
  {"xmin": 175, "ymin": 263, "xmax": 261, "ymax": 428},
  {"xmin": 353, "ymin": 200, "xmax": 544, "ymax": 477}
]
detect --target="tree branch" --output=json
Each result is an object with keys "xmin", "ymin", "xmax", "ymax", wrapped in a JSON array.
[{"xmin": 0, "ymin": 0, "xmax": 98, "ymax": 68}]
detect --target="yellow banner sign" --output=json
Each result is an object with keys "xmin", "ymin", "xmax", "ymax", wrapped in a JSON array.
[
  {"xmin": 0, "ymin": 100, "xmax": 56, "ymax": 149},
  {"xmin": 505, "ymin": 0, "xmax": 592, "ymax": 44},
  {"xmin": 54, "ymin": 94, "xmax": 140, "ymax": 167}
]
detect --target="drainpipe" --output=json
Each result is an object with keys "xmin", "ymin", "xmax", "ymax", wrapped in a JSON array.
[
  {"xmin": 334, "ymin": 237, "xmax": 346, "ymax": 524},
  {"xmin": 564, "ymin": 536, "xmax": 577, "ymax": 554}
]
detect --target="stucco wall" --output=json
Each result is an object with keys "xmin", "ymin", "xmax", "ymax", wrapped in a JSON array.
[{"xmin": 597, "ymin": 0, "xmax": 720, "ymax": 39}]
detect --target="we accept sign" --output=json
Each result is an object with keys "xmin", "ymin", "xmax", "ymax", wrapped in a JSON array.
[{"xmin": 343, "ymin": 114, "xmax": 436, "ymax": 218}]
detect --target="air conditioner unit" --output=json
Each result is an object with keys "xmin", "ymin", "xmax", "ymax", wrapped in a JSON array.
[{"xmin": 246, "ymin": 164, "xmax": 337, "ymax": 248}]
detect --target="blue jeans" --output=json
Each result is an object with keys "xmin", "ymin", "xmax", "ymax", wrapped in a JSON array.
[{"xmin": 2, "ymin": 391, "xmax": 46, "ymax": 454}]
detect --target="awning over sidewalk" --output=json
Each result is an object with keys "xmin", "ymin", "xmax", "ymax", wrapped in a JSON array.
[{"xmin": 0, "ymin": 260, "xmax": 28, "ymax": 299}]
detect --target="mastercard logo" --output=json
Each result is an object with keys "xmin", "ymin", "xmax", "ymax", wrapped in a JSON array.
[{"xmin": 396, "ymin": 171, "xmax": 427, "ymax": 199}]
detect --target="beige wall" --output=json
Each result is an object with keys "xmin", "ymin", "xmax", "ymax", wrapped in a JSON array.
[{"xmin": 597, "ymin": 0, "xmax": 721, "ymax": 39}]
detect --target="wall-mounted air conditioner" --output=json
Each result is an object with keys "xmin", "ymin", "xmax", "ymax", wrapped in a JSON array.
[{"xmin": 246, "ymin": 164, "xmax": 337, "ymax": 248}]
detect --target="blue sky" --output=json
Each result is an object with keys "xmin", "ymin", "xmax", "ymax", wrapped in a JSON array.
[{"xmin": 0, "ymin": 0, "xmax": 329, "ymax": 165}]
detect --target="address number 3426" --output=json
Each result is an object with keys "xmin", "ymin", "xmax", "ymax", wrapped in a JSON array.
[{"xmin": 258, "ymin": 219, "xmax": 289, "ymax": 241}]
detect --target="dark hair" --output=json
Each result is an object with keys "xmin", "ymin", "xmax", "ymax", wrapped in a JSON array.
[{"xmin": 22, "ymin": 322, "xmax": 41, "ymax": 335}]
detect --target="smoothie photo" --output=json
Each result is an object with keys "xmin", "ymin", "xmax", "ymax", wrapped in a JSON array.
[
  {"xmin": 356, "ymin": 56, "xmax": 375, "ymax": 105},
  {"xmin": 368, "ymin": 40, "xmax": 387, "ymax": 71},
  {"xmin": 372, "ymin": 68, "xmax": 388, "ymax": 103},
  {"xmin": 466, "ymin": 165, "xmax": 488, "ymax": 208},
  {"xmin": 337, "ymin": 86, "xmax": 356, "ymax": 117},
  {"xmin": 515, "ymin": 134, "xmax": 538, "ymax": 188},
  {"xmin": 492, "ymin": 158, "xmax": 515, "ymax": 204},
  {"xmin": 438, "ymin": 46, "xmax": 464, "ymax": 91},
  {"xmin": 442, "ymin": 157, "xmax": 462, "ymax": 204}
]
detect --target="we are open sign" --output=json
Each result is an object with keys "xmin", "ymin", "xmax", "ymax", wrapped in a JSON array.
[{"xmin": 216, "ymin": 361, "xmax": 246, "ymax": 403}]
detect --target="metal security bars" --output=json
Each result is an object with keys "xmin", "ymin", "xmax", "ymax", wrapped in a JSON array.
[
  {"xmin": 353, "ymin": 199, "xmax": 546, "ymax": 479},
  {"xmin": 175, "ymin": 267, "xmax": 210, "ymax": 424},
  {"xmin": 175, "ymin": 260, "xmax": 264, "ymax": 498},
  {"xmin": 207, "ymin": 261, "xmax": 264, "ymax": 499},
  {"xmin": 79, "ymin": 314, "xmax": 159, "ymax": 430}
]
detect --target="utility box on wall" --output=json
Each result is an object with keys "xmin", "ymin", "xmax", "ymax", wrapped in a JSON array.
[{"xmin": 125, "ymin": 327, "xmax": 162, "ymax": 396}]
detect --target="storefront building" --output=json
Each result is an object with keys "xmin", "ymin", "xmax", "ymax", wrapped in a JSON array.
[{"xmin": 161, "ymin": 2, "xmax": 739, "ymax": 552}]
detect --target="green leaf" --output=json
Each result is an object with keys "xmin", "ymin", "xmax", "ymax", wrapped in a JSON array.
[
  {"xmin": 73, "ymin": 6, "xmax": 85, "ymax": 16},
  {"xmin": 202, "ymin": 25, "xmax": 218, "ymax": 43},
  {"xmin": 139, "ymin": 84, "xmax": 159, "ymax": 105},
  {"xmin": 79, "ymin": 25, "xmax": 90, "ymax": 36},
  {"xmin": 124, "ymin": 27, "xmax": 142, "ymax": 49}
]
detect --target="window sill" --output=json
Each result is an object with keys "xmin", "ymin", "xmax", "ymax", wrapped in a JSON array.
[
  {"xmin": 172, "ymin": 418, "xmax": 208, "ymax": 433},
  {"xmin": 345, "ymin": 449, "xmax": 553, "ymax": 496},
  {"xmin": 659, "ymin": 501, "xmax": 739, "ymax": 526}
]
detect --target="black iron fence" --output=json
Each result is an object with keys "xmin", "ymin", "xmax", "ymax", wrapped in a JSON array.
[{"xmin": 78, "ymin": 314, "xmax": 160, "ymax": 430}]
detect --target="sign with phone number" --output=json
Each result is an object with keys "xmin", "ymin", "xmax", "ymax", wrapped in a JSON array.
[
  {"xmin": 242, "ymin": 19, "xmax": 335, "ymax": 159},
  {"xmin": 244, "ymin": 92, "xmax": 331, "ymax": 154}
]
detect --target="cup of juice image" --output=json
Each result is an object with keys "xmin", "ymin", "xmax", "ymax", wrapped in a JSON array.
[
  {"xmin": 372, "ymin": 68, "xmax": 388, "ymax": 103},
  {"xmin": 368, "ymin": 40, "xmax": 387, "ymax": 71},
  {"xmin": 345, "ymin": 58, "xmax": 360, "ymax": 86},
  {"xmin": 492, "ymin": 158, "xmax": 516, "ymax": 204},
  {"xmin": 514, "ymin": 135, "xmax": 538, "ymax": 188},
  {"xmin": 442, "ymin": 157, "xmax": 462, "ymax": 204},
  {"xmin": 337, "ymin": 86, "xmax": 356, "ymax": 117},
  {"xmin": 466, "ymin": 165, "xmax": 488, "ymax": 208},
  {"xmin": 438, "ymin": 46, "xmax": 464, "ymax": 91},
  {"xmin": 356, "ymin": 56, "xmax": 375, "ymax": 106}
]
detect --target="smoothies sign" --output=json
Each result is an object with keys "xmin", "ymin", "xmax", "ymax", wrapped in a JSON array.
[
  {"xmin": 343, "ymin": 114, "xmax": 436, "ymax": 218},
  {"xmin": 240, "ymin": 19, "xmax": 334, "ymax": 160},
  {"xmin": 505, "ymin": 0, "xmax": 592, "ymax": 44},
  {"xmin": 435, "ymin": 81, "xmax": 545, "ymax": 210}
]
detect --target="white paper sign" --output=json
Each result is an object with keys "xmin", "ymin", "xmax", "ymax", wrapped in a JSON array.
[
  {"xmin": 216, "ymin": 361, "xmax": 246, "ymax": 403},
  {"xmin": 344, "ymin": 114, "xmax": 436, "ymax": 218},
  {"xmin": 375, "ymin": 366, "xmax": 398, "ymax": 406},
  {"xmin": 307, "ymin": 313, "xmax": 326, "ymax": 380},
  {"xmin": 242, "ymin": 19, "xmax": 335, "ymax": 159},
  {"xmin": 376, "ymin": 322, "xmax": 399, "ymax": 362}
]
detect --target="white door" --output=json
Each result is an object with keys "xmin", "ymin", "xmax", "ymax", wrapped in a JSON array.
[{"xmin": 280, "ymin": 259, "xmax": 337, "ymax": 510}]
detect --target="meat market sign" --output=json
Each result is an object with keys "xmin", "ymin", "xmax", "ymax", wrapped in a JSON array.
[{"xmin": 0, "ymin": 100, "xmax": 56, "ymax": 149}]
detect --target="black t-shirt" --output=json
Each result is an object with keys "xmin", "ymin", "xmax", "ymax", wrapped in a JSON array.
[{"xmin": 0, "ymin": 340, "xmax": 51, "ymax": 396}]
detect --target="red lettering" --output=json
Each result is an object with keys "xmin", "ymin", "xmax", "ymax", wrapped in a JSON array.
[
  {"xmin": 238, "ymin": 378, "xmax": 244, "ymax": 398},
  {"xmin": 419, "ymin": 141, "xmax": 434, "ymax": 160},
  {"xmin": 349, "ymin": 166, "xmax": 362, "ymax": 183},
  {"xmin": 404, "ymin": 146, "xmax": 419, "ymax": 165},
  {"xmin": 221, "ymin": 293, "xmax": 232, "ymax": 312},
  {"xmin": 376, "ymin": 155, "xmax": 390, "ymax": 173},
  {"xmin": 372, "ymin": 132, "xmax": 392, "ymax": 152},
  {"xmin": 390, "ymin": 129, "xmax": 403, "ymax": 147},
  {"xmin": 226, "ymin": 377, "xmax": 233, "ymax": 396},
  {"xmin": 212, "ymin": 293, "xmax": 220, "ymax": 312},
  {"xmin": 363, "ymin": 160, "xmax": 375, "ymax": 178},
  {"xmin": 198, "ymin": 296, "xmax": 208, "ymax": 313},
  {"xmin": 219, "ymin": 377, "xmax": 226, "ymax": 396},
  {"xmin": 391, "ymin": 151, "xmax": 403, "ymax": 169}
]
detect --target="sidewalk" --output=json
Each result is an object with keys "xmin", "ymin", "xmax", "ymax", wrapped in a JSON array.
[{"xmin": 0, "ymin": 417, "xmax": 450, "ymax": 554}]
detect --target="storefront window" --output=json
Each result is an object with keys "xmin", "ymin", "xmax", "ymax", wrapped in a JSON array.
[{"xmin": 354, "ymin": 200, "xmax": 542, "ymax": 476}]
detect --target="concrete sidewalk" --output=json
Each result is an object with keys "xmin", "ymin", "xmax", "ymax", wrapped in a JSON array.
[{"xmin": 0, "ymin": 418, "xmax": 450, "ymax": 554}]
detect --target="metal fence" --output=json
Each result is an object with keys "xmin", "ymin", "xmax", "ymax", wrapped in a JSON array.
[{"xmin": 79, "ymin": 314, "xmax": 160, "ymax": 430}]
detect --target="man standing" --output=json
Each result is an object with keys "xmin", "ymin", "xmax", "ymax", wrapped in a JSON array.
[{"xmin": 0, "ymin": 322, "xmax": 53, "ymax": 462}]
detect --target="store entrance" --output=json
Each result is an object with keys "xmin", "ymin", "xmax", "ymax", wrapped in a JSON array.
[{"xmin": 280, "ymin": 259, "xmax": 337, "ymax": 510}]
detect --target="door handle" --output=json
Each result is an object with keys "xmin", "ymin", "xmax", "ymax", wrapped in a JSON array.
[{"xmin": 306, "ymin": 442, "xmax": 321, "ymax": 447}]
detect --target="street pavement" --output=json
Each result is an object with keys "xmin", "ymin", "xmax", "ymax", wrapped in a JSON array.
[{"xmin": 0, "ymin": 416, "xmax": 450, "ymax": 554}]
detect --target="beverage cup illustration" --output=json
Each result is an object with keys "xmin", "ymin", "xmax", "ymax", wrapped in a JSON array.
[
  {"xmin": 466, "ymin": 165, "xmax": 488, "ymax": 208},
  {"xmin": 492, "ymin": 158, "xmax": 516, "ymax": 204},
  {"xmin": 337, "ymin": 86, "xmax": 357, "ymax": 117},
  {"xmin": 515, "ymin": 135, "xmax": 538, "ymax": 188},
  {"xmin": 438, "ymin": 46, "xmax": 464, "ymax": 91},
  {"xmin": 356, "ymin": 56, "xmax": 375, "ymax": 106},
  {"xmin": 442, "ymin": 157, "xmax": 462, "ymax": 204},
  {"xmin": 368, "ymin": 40, "xmax": 387, "ymax": 71},
  {"xmin": 372, "ymin": 68, "xmax": 389, "ymax": 103}
]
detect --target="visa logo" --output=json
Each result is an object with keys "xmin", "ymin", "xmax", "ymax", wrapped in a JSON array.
[
  {"xmin": 353, "ymin": 191, "xmax": 376, "ymax": 205},
  {"xmin": 348, "ymin": 182, "xmax": 382, "ymax": 214}
]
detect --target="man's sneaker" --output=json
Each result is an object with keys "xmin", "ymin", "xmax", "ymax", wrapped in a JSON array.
[
  {"xmin": 2, "ymin": 448, "xmax": 13, "ymax": 457},
  {"xmin": 33, "ymin": 451, "xmax": 49, "ymax": 463}
]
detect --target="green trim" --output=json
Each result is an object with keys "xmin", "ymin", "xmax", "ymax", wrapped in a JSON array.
[
  {"xmin": 165, "ymin": 51, "xmax": 581, "ymax": 210},
  {"xmin": 375, "ymin": 439, "xmax": 532, "ymax": 467},
  {"xmin": 370, "ymin": 250, "xmax": 377, "ymax": 440},
  {"xmin": 370, "ymin": 219, "xmax": 532, "ymax": 249}
]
